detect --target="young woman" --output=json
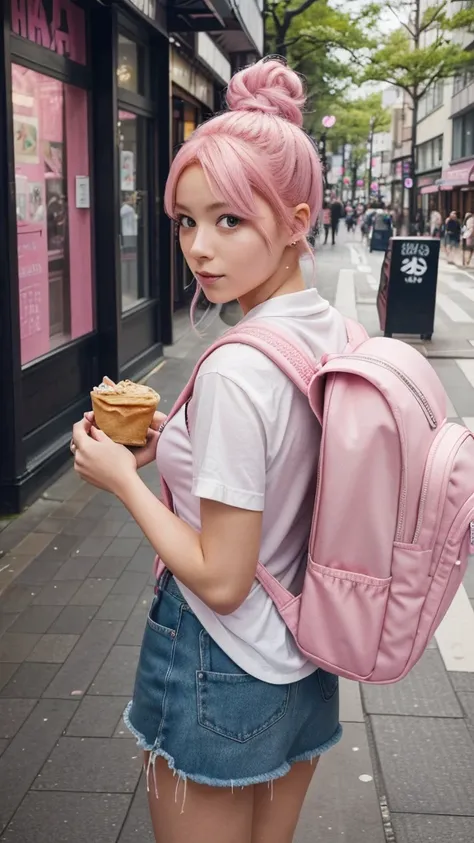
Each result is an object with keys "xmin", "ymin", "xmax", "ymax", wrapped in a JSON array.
[
  {"xmin": 71, "ymin": 58, "xmax": 346, "ymax": 843},
  {"xmin": 462, "ymin": 212, "xmax": 474, "ymax": 266},
  {"xmin": 445, "ymin": 210, "xmax": 461, "ymax": 264}
]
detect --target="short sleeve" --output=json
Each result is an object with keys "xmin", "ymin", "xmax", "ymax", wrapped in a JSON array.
[{"xmin": 189, "ymin": 371, "xmax": 266, "ymax": 511}]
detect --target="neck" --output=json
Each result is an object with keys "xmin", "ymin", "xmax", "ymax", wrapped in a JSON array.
[{"xmin": 238, "ymin": 252, "xmax": 305, "ymax": 316}]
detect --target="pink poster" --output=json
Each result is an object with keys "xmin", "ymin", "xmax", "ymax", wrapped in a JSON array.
[{"xmin": 17, "ymin": 223, "xmax": 50, "ymax": 364}]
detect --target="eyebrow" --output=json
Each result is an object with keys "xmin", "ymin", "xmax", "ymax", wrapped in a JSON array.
[{"xmin": 174, "ymin": 201, "xmax": 231, "ymax": 214}]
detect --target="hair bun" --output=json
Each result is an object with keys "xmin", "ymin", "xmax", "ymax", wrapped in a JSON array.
[{"xmin": 226, "ymin": 58, "xmax": 305, "ymax": 127}]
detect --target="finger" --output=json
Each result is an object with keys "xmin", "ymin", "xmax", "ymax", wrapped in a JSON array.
[
  {"xmin": 72, "ymin": 419, "xmax": 91, "ymax": 446},
  {"xmin": 84, "ymin": 411, "xmax": 95, "ymax": 424},
  {"xmin": 90, "ymin": 426, "xmax": 109, "ymax": 443},
  {"xmin": 150, "ymin": 412, "xmax": 167, "ymax": 431}
]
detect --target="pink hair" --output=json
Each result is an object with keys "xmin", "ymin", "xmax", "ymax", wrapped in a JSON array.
[{"xmin": 164, "ymin": 57, "xmax": 323, "ymax": 319}]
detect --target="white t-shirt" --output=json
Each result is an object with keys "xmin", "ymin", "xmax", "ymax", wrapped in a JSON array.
[{"xmin": 157, "ymin": 288, "xmax": 347, "ymax": 684}]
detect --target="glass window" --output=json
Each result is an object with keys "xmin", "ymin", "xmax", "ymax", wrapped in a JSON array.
[
  {"xmin": 453, "ymin": 117, "xmax": 463, "ymax": 160},
  {"xmin": 118, "ymin": 111, "xmax": 149, "ymax": 311},
  {"xmin": 12, "ymin": 65, "xmax": 93, "ymax": 365},
  {"xmin": 117, "ymin": 35, "xmax": 144, "ymax": 94},
  {"xmin": 464, "ymin": 110, "xmax": 474, "ymax": 158}
]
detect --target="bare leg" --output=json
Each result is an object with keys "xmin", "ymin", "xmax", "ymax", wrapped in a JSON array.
[
  {"xmin": 251, "ymin": 758, "xmax": 319, "ymax": 843},
  {"xmin": 146, "ymin": 754, "xmax": 254, "ymax": 843}
]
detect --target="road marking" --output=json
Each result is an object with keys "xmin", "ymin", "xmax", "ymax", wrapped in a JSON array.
[
  {"xmin": 349, "ymin": 247, "xmax": 360, "ymax": 266},
  {"xmin": 436, "ymin": 293, "xmax": 474, "ymax": 323},
  {"xmin": 357, "ymin": 265, "xmax": 372, "ymax": 274},
  {"xmin": 335, "ymin": 269, "xmax": 358, "ymax": 321},
  {"xmin": 456, "ymin": 359, "xmax": 474, "ymax": 389},
  {"xmin": 443, "ymin": 277, "xmax": 474, "ymax": 305},
  {"xmin": 366, "ymin": 275, "xmax": 378, "ymax": 291},
  {"xmin": 435, "ymin": 584, "xmax": 474, "ymax": 672}
]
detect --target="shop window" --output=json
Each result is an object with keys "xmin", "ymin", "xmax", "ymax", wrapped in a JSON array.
[
  {"xmin": 118, "ymin": 111, "xmax": 149, "ymax": 311},
  {"xmin": 117, "ymin": 34, "xmax": 144, "ymax": 95},
  {"xmin": 12, "ymin": 64, "xmax": 93, "ymax": 365}
]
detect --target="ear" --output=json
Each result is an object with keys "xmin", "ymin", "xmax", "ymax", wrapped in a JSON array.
[{"xmin": 290, "ymin": 203, "xmax": 311, "ymax": 243}]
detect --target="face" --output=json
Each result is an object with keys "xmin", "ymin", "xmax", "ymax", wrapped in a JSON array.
[{"xmin": 174, "ymin": 164, "xmax": 306, "ymax": 306}]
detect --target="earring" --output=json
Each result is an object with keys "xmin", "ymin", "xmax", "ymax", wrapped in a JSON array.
[{"xmin": 291, "ymin": 240, "xmax": 298, "ymax": 247}]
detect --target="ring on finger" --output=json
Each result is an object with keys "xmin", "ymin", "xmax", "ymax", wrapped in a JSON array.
[{"xmin": 70, "ymin": 438, "xmax": 76, "ymax": 455}]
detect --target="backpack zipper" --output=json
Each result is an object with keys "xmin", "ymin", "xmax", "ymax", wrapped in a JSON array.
[{"xmin": 335, "ymin": 355, "xmax": 438, "ymax": 429}]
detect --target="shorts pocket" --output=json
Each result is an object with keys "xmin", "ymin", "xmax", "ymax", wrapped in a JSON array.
[
  {"xmin": 146, "ymin": 593, "xmax": 179, "ymax": 640},
  {"xmin": 196, "ymin": 631, "xmax": 290, "ymax": 743},
  {"xmin": 317, "ymin": 669, "xmax": 339, "ymax": 702}
]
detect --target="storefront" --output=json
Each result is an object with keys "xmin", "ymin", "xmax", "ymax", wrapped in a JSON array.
[
  {"xmin": 436, "ymin": 159, "xmax": 474, "ymax": 218},
  {"xmin": 416, "ymin": 173, "xmax": 441, "ymax": 220},
  {"xmin": 0, "ymin": 0, "xmax": 262, "ymax": 514},
  {"xmin": 0, "ymin": 0, "xmax": 171, "ymax": 513}
]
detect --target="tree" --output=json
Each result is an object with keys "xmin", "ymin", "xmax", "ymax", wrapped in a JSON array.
[
  {"xmin": 326, "ymin": 93, "xmax": 391, "ymax": 200},
  {"xmin": 264, "ymin": 0, "xmax": 378, "ymax": 134},
  {"xmin": 362, "ymin": 0, "xmax": 474, "ymax": 224}
]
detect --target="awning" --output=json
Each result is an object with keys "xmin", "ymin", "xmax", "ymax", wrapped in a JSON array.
[
  {"xmin": 421, "ymin": 185, "xmax": 439, "ymax": 195},
  {"xmin": 169, "ymin": 0, "xmax": 228, "ymax": 31},
  {"xmin": 436, "ymin": 160, "xmax": 474, "ymax": 189}
]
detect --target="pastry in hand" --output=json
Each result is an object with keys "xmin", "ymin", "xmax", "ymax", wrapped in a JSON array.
[{"xmin": 90, "ymin": 378, "xmax": 160, "ymax": 447}]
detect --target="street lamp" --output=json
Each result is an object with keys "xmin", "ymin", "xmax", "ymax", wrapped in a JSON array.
[{"xmin": 367, "ymin": 116, "xmax": 376, "ymax": 204}]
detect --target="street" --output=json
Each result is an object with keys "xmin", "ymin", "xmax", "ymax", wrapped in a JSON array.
[{"xmin": 1, "ymin": 232, "xmax": 474, "ymax": 843}]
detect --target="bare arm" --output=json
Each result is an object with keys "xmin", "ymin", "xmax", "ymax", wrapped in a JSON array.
[{"xmin": 118, "ymin": 473, "xmax": 262, "ymax": 614}]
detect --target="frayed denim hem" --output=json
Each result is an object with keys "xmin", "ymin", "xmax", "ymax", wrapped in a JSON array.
[{"xmin": 123, "ymin": 701, "xmax": 342, "ymax": 792}]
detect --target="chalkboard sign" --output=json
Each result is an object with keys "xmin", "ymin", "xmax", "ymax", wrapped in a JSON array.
[{"xmin": 377, "ymin": 237, "xmax": 440, "ymax": 340}]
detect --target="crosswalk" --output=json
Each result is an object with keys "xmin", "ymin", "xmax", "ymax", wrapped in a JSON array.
[{"xmin": 336, "ymin": 242, "xmax": 474, "ymax": 677}]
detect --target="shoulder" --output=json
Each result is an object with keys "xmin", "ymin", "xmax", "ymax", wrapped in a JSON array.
[{"xmin": 197, "ymin": 342, "xmax": 290, "ymax": 394}]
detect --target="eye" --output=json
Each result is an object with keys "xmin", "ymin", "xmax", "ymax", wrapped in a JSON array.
[
  {"xmin": 177, "ymin": 215, "xmax": 195, "ymax": 229},
  {"xmin": 217, "ymin": 215, "xmax": 241, "ymax": 229}
]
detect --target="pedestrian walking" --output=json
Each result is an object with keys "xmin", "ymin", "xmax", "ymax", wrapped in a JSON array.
[
  {"xmin": 462, "ymin": 212, "xmax": 474, "ymax": 266},
  {"xmin": 445, "ymin": 210, "xmax": 461, "ymax": 264},
  {"xmin": 70, "ymin": 57, "xmax": 346, "ymax": 843},
  {"xmin": 322, "ymin": 199, "xmax": 331, "ymax": 244},
  {"xmin": 329, "ymin": 195, "xmax": 343, "ymax": 245}
]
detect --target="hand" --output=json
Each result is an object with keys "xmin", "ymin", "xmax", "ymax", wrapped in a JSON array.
[
  {"xmin": 83, "ymin": 410, "xmax": 167, "ymax": 470},
  {"xmin": 72, "ymin": 418, "xmax": 137, "ymax": 496}
]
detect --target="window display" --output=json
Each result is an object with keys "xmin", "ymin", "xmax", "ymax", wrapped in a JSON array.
[
  {"xmin": 118, "ymin": 110, "xmax": 149, "ymax": 310},
  {"xmin": 12, "ymin": 65, "xmax": 93, "ymax": 364}
]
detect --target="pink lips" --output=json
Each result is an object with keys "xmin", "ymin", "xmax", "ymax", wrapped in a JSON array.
[{"xmin": 196, "ymin": 272, "xmax": 223, "ymax": 286}]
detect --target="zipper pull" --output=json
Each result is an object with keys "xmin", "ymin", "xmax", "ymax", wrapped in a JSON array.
[{"xmin": 470, "ymin": 521, "xmax": 474, "ymax": 554}]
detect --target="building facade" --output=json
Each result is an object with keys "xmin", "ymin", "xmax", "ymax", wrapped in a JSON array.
[{"xmin": 0, "ymin": 0, "xmax": 263, "ymax": 514}]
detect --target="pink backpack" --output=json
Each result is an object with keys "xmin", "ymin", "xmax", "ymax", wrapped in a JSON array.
[{"xmin": 155, "ymin": 317, "xmax": 474, "ymax": 684}]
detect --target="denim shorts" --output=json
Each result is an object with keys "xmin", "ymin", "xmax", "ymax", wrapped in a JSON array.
[{"xmin": 124, "ymin": 572, "xmax": 342, "ymax": 789}]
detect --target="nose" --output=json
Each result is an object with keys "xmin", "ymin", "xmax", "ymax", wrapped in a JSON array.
[{"xmin": 188, "ymin": 224, "xmax": 214, "ymax": 261}]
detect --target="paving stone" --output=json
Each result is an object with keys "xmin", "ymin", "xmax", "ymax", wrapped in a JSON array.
[
  {"xmin": 69, "ymin": 485, "xmax": 100, "ymax": 503},
  {"xmin": 0, "ymin": 739, "xmax": 7, "ymax": 757},
  {"xmin": 72, "ymin": 535, "xmax": 114, "ymax": 557},
  {"xmin": 118, "ymin": 773, "xmax": 154, "ymax": 843},
  {"xmin": 0, "ymin": 698, "xmax": 77, "ymax": 832},
  {"xmin": 103, "ymin": 538, "xmax": 142, "ymax": 558},
  {"xmin": 114, "ymin": 720, "xmax": 134, "ymax": 739},
  {"xmin": 339, "ymin": 679, "xmax": 364, "ymax": 723},
  {"xmin": 118, "ymin": 522, "xmax": 144, "ymax": 539},
  {"xmin": 0, "ymin": 633, "xmax": 42, "ymax": 662},
  {"xmin": 450, "ymin": 672, "xmax": 474, "ymax": 693},
  {"xmin": 0, "ymin": 529, "xmax": 28, "ymax": 555},
  {"xmin": 35, "ymin": 517, "xmax": 67, "ymax": 534},
  {"xmin": 112, "ymin": 572, "xmax": 149, "ymax": 597},
  {"xmin": 0, "ymin": 663, "xmax": 60, "ymax": 698},
  {"xmin": 0, "ymin": 613, "xmax": 20, "ymax": 635},
  {"xmin": 0, "ymin": 699, "xmax": 36, "ymax": 739},
  {"xmin": 370, "ymin": 715, "xmax": 474, "ymax": 814},
  {"xmin": 15, "ymin": 555, "xmax": 66, "ymax": 584},
  {"xmin": 96, "ymin": 593, "xmax": 138, "ymax": 622},
  {"xmin": 10, "ymin": 534, "xmax": 52, "ymax": 558},
  {"xmin": 44, "ymin": 472, "xmax": 83, "ymax": 501},
  {"xmin": 53, "ymin": 556, "xmax": 99, "ymax": 581},
  {"xmin": 127, "ymin": 547, "xmax": 154, "ymax": 573},
  {"xmin": 33, "ymin": 533, "xmax": 79, "ymax": 560},
  {"xmin": 48, "ymin": 606, "xmax": 98, "ymax": 635},
  {"xmin": 0, "ymin": 664, "xmax": 19, "ymax": 692},
  {"xmin": 59, "ymin": 518, "xmax": 106, "ymax": 537},
  {"xmin": 4, "ymin": 792, "xmax": 131, "ymax": 843},
  {"xmin": 32, "ymin": 581, "xmax": 82, "ymax": 606},
  {"xmin": 53, "ymin": 501, "xmax": 87, "ymax": 519},
  {"xmin": 89, "ymin": 556, "xmax": 130, "ymax": 579},
  {"xmin": 94, "ymin": 491, "xmax": 120, "ymax": 507},
  {"xmin": 26, "ymin": 634, "xmax": 79, "ymax": 663},
  {"xmin": 116, "ymin": 609, "xmax": 147, "ymax": 647},
  {"xmin": 362, "ymin": 650, "xmax": 463, "ymax": 717},
  {"xmin": 66, "ymin": 695, "xmax": 130, "ymax": 737},
  {"xmin": 33, "ymin": 736, "xmax": 142, "ymax": 793},
  {"xmin": 104, "ymin": 505, "xmax": 132, "ymax": 522},
  {"xmin": 8, "ymin": 606, "xmax": 63, "ymax": 634},
  {"xmin": 78, "ymin": 502, "xmax": 112, "ymax": 520},
  {"xmin": 459, "ymin": 691, "xmax": 474, "ymax": 734},
  {"xmin": 0, "ymin": 583, "xmax": 36, "ymax": 613},
  {"xmin": 90, "ymin": 519, "xmax": 124, "ymax": 538},
  {"xmin": 69, "ymin": 578, "xmax": 116, "ymax": 606},
  {"xmin": 295, "ymin": 723, "xmax": 384, "ymax": 843},
  {"xmin": 90, "ymin": 646, "xmax": 140, "ymax": 696},
  {"xmin": 391, "ymin": 813, "xmax": 474, "ymax": 843},
  {"xmin": 43, "ymin": 620, "xmax": 123, "ymax": 699}
]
